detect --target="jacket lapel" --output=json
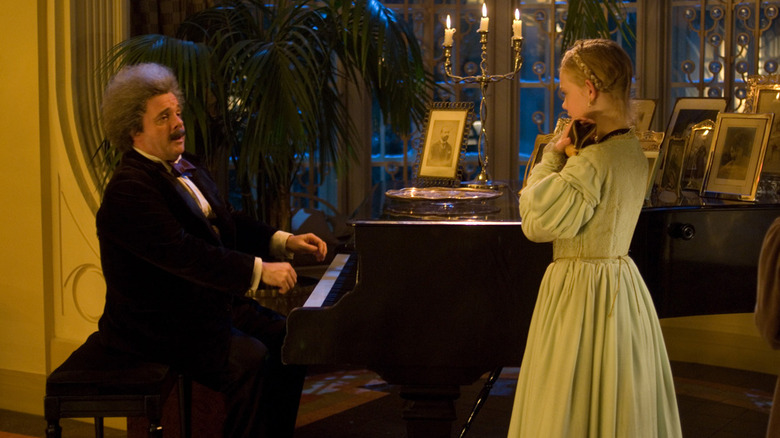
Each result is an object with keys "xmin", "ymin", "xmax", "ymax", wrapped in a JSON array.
[
  {"xmin": 124, "ymin": 151, "xmax": 223, "ymax": 246},
  {"xmin": 188, "ymin": 169, "xmax": 237, "ymax": 248}
]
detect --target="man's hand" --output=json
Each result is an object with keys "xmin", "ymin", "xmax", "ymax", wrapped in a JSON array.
[
  {"xmin": 286, "ymin": 233, "xmax": 328, "ymax": 262},
  {"xmin": 261, "ymin": 262, "xmax": 297, "ymax": 294}
]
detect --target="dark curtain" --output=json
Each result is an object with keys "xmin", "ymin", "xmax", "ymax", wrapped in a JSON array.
[{"xmin": 131, "ymin": 0, "xmax": 215, "ymax": 36}]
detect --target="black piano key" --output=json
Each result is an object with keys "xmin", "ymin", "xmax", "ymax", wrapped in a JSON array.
[{"xmin": 321, "ymin": 253, "xmax": 357, "ymax": 306}]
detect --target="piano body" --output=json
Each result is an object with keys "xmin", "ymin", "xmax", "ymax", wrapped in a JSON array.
[
  {"xmin": 631, "ymin": 195, "xmax": 780, "ymax": 318},
  {"xmin": 284, "ymin": 183, "xmax": 550, "ymax": 436},
  {"xmin": 282, "ymin": 183, "xmax": 780, "ymax": 437}
]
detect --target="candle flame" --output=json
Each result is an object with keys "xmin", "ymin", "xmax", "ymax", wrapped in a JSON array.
[
  {"xmin": 446, "ymin": 14, "xmax": 451, "ymax": 29},
  {"xmin": 515, "ymin": 9, "xmax": 520, "ymax": 20},
  {"xmin": 482, "ymin": 3, "xmax": 487, "ymax": 17}
]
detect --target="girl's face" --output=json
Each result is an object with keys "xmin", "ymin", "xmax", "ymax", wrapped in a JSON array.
[{"xmin": 560, "ymin": 70, "xmax": 590, "ymax": 120}]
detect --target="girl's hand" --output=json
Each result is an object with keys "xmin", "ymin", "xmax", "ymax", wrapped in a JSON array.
[
  {"xmin": 559, "ymin": 118, "xmax": 596, "ymax": 157},
  {"xmin": 554, "ymin": 131, "xmax": 572, "ymax": 154}
]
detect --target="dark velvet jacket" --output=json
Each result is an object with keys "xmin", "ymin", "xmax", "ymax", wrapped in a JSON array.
[{"xmin": 96, "ymin": 149, "xmax": 277, "ymax": 375}]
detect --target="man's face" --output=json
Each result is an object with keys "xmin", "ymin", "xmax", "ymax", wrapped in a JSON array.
[
  {"xmin": 132, "ymin": 92, "xmax": 185, "ymax": 162},
  {"xmin": 441, "ymin": 128, "xmax": 450, "ymax": 142}
]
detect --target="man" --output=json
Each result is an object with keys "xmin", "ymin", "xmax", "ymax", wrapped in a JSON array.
[
  {"xmin": 426, "ymin": 125, "xmax": 454, "ymax": 167},
  {"xmin": 756, "ymin": 217, "xmax": 780, "ymax": 438},
  {"xmin": 97, "ymin": 63, "xmax": 327, "ymax": 437}
]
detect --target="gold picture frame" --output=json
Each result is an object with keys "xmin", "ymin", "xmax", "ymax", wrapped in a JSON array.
[
  {"xmin": 701, "ymin": 113, "xmax": 774, "ymax": 201},
  {"xmin": 523, "ymin": 133, "xmax": 555, "ymax": 188},
  {"xmin": 658, "ymin": 136, "xmax": 688, "ymax": 202},
  {"xmin": 679, "ymin": 120, "xmax": 715, "ymax": 192},
  {"xmin": 632, "ymin": 99, "xmax": 657, "ymax": 131},
  {"xmin": 414, "ymin": 101, "xmax": 474, "ymax": 186},
  {"xmin": 746, "ymin": 74, "xmax": 780, "ymax": 177},
  {"xmin": 522, "ymin": 117, "xmax": 570, "ymax": 188},
  {"xmin": 656, "ymin": 97, "xmax": 727, "ymax": 187},
  {"xmin": 638, "ymin": 130, "xmax": 665, "ymax": 200}
]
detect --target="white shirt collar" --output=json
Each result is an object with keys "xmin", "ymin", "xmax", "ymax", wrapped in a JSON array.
[{"xmin": 133, "ymin": 147, "xmax": 181, "ymax": 174}]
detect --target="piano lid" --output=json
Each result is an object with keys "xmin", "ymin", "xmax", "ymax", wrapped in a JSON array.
[
  {"xmin": 350, "ymin": 181, "xmax": 524, "ymax": 225},
  {"xmin": 350, "ymin": 180, "xmax": 780, "ymax": 227}
]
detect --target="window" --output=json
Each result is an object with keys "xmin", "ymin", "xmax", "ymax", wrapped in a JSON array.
[
  {"xmin": 376, "ymin": 1, "xmax": 639, "ymax": 187},
  {"xmin": 668, "ymin": 2, "xmax": 780, "ymax": 111}
]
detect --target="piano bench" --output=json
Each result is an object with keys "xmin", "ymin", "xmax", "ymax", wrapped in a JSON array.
[{"xmin": 44, "ymin": 331, "xmax": 190, "ymax": 438}]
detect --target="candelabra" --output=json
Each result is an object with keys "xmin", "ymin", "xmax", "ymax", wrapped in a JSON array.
[{"xmin": 443, "ymin": 32, "xmax": 523, "ymax": 189}]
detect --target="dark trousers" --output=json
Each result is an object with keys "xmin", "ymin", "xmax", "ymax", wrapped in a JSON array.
[{"xmin": 196, "ymin": 298, "xmax": 306, "ymax": 438}]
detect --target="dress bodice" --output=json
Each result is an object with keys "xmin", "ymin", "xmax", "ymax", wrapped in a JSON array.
[{"xmin": 519, "ymin": 131, "xmax": 647, "ymax": 259}]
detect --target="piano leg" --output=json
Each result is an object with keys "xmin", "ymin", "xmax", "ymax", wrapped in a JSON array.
[{"xmin": 400, "ymin": 385, "xmax": 460, "ymax": 438}]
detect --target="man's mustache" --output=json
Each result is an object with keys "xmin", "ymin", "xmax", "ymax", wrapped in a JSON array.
[{"xmin": 170, "ymin": 129, "xmax": 186, "ymax": 141}]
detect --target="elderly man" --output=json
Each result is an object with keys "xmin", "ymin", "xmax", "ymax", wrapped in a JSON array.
[{"xmin": 97, "ymin": 63, "xmax": 327, "ymax": 437}]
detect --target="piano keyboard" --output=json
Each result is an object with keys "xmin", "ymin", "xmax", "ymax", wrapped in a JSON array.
[{"xmin": 302, "ymin": 252, "xmax": 357, "ymax": 307}]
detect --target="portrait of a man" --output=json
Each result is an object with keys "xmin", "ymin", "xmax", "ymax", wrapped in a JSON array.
[
  {"xmin": 416, "ymin": 104, "xmax": 472, "ymax": 182},
  {"xmin": 426, "ymin": 121, "xmax": 458, "ymax": 167}
]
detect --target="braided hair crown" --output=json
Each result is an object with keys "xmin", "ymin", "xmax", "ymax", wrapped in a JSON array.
[{"xmin": 561, "ymin": 39, "xmax": 633, "ymax": 109}]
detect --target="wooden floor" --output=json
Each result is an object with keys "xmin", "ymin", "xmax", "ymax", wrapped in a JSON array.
[
  {"xmin": 2, "ymin": 360, "xmax": 775, "ymax": 437},
  {"xmin": 295, "ymin": 361, "xmax": 776, "ymax": 438}
]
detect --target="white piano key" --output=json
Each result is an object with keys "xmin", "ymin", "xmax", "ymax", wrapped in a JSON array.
[{"xmin": 302, "ymin": 253, "xmax": 352, "ymax": 307}]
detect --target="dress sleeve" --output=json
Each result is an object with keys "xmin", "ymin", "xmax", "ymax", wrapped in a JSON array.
[
  {"xmin": 756, "ymin": 217, "xmax": 780, "ymax": 349},
  {"xmin": 518, "ymin": 149, "xmax": 602, "ymax": 242}
]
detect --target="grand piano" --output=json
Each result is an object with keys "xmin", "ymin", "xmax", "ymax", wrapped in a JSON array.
[{"xmin": 282, "ymin": 182, "xmax": 780, "ymax": 437}]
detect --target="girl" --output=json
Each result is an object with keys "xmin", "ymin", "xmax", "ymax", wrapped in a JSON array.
[{"xmin": 508, "ymin": 39, "xmax": 682, "ymax": 437}]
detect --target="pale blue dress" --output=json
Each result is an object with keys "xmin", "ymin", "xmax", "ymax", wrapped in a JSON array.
[{"xmin": 508, "ymin": 131, "xmax": 682, "ymax": 437}]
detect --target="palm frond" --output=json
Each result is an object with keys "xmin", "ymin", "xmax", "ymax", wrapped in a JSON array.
[
  {"xmin": 561, "ymin": 0, "xmax": 635, "ymax": 52},
  {"xmin": 332, "ymin": 0, "xmax": 433, "ymax": 134}
]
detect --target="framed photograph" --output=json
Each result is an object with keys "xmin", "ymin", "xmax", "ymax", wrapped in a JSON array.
[
  {"xmin": 701, "ymin": 113, "xmax": 774, "ymax": 201},
  {"xmin": 522, "ymin": 117, "xmax": 570, "ymax": 188},
  {"xmin": 745, "ymin": 74, "xmax": 780, "ymax": 176},
  {"xmin": 679, "ymin": 120, "xmax": 715, "ymax": 192},
  {"xmin": 523, "ymin": 133, "xmax": 555, "ymax": 188},
  {"xmin": 656, "ymin": 97, "xmax": 727, "ymax": 186},
  {"xmin": 415, "ymin": 101, "xmax": 474, "ymax": 186},
  {"xmin": 638, "ymin": 130, "xmax": 665, "ymax": 200},
  {"xmin": 658, "ymin": 137, "xmax": 688, "ymax": 202},
  {"xmin": 632, "ymin": 99, "xmax": 657, "ymax": 131}
]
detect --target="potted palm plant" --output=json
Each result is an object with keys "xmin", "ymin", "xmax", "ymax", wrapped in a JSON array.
[{"xmin": 98, "ymin": 0, "xmax": 434, "ymax": 228}]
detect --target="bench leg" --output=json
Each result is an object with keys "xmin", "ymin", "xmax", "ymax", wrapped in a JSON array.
[
  {"xmin": 44, "ymin": 397, "xmax": 62, "ymax": 438},
  {"xmin": 95, "ymin": 417, "xmax": 104, "ymax": 438},
  {"xmin": 45, "ymin": 421, "xmax": 61, "ymax": 438},
  {"xmin": 149, "ymin": 422, "xmax": 163, "ymax": 438},
  {"xmin": 178, "ymin": 375, "xmax": 192, "ymax": 438}
]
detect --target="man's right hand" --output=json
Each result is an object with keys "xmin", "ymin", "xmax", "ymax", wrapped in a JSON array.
[{"xmin": 261, "ymin": 262, "xmax": 297, "ymax": 294}]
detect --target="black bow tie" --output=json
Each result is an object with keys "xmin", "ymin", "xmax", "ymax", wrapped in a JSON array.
[{"xmin": 169, "ymin": 157, "xmax": 196, "ymax": 177}]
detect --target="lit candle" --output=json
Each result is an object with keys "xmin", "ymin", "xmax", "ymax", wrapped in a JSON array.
[
  {"xmin": 478, "ymin": 3, "xmax": 489, "ymax": 32},
  {"xmin": 513, "ymin": 9, "xmax": 523, "ymax": 40},
  {"xmin": 444, "ymin": 15, "xmax": 456, "ymax": 47}
]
